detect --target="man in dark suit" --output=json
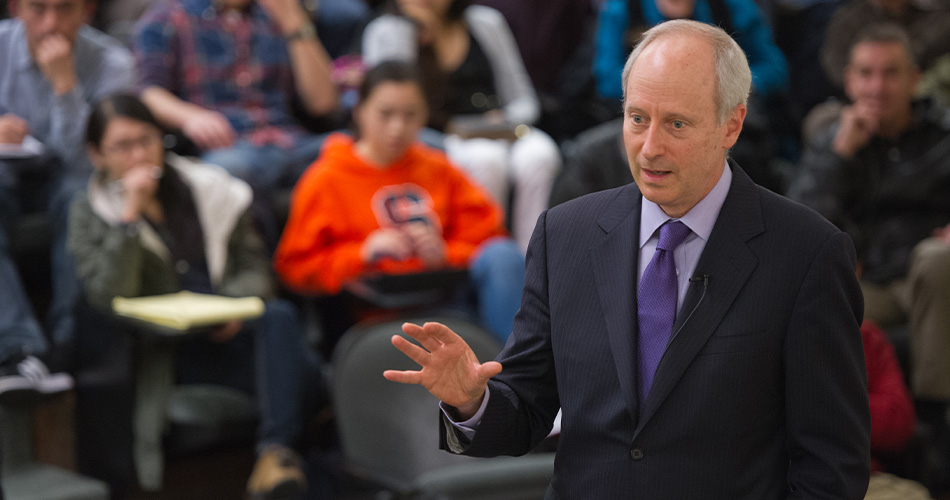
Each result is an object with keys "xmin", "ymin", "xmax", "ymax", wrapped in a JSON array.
[{"xmin": 385, "ymin": 19, "xmax": 871, "ymax": 499}]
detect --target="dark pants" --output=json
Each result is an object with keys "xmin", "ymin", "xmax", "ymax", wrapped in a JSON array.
[{"xmin": 174, "ymin": 299, "xmax": 326, "ymax": 450}]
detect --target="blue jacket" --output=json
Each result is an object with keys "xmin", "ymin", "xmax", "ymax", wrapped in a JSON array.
[{"xmin": 594, "ymin": 0, "xmax": 788, "ymax": 99}]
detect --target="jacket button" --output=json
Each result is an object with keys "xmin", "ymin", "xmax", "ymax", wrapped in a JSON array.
[
  {"xmin": 175, "ymin": 260, "xmax": 190, "ymax": 274},
  {"xmin": 630, "ymin": 448, "xmax": 643, "ymax": 460}
]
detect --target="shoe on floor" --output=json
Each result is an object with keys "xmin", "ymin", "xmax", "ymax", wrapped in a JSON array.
[
  {"xmin": 0, "ymin": 355, "xmax": 73, "ymax": 403},
  {"xmin": 247, "ymin": 444, "xmax": 307, "ymax": 500}
]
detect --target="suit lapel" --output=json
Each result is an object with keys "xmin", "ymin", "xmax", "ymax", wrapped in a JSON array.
[
  {"xmin": 633, "ymin": 165, "xmax": 765, "ymax": 438},
  {"xmin": 591, "ymin": 184, "xmax": 643, "ymax": 424}
]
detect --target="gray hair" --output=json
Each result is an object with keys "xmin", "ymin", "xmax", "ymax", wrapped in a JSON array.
[{"xmin": 621, "ymin": 20, "xmax": 752, "ymax": 124}]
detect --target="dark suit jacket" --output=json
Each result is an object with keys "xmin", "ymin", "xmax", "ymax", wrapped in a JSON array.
[{"xmin": 447, "ymin": 164, "xmax": 871, "ymax": 499}]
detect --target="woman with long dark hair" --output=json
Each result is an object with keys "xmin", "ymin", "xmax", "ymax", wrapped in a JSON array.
[{"xmin": 362, "ymin": 0, "xmax": 561, "ymax": 252}]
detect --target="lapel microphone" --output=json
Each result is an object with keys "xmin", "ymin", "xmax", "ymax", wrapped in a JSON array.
[{"xmin": 688, "ymin": 275, "xmax": 710, "ymax": 287}]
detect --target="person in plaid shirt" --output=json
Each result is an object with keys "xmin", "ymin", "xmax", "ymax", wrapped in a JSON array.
[{"xmin": 132, "ymin": 0, "xmax": 339, "ymax": 213}]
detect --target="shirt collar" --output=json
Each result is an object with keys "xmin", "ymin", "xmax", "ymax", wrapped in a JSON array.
[{"xmin": 640, "ymin": 160, "xmax": 733, "ymax": 248}]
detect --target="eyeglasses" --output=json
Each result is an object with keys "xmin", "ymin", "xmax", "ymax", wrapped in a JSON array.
[{"xmin": 103, "ymin": 133, "xmax": 162, "ymax": 156}]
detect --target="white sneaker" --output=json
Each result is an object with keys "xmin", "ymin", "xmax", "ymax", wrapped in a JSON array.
[{"xmin": 0, "ymin": 355, "xmax": 73, "ymax": 402}]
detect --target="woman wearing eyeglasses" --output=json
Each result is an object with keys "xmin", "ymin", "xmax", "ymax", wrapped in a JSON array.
[{"xmin": 67, "ymin": 93, "xmax": 324, "ymax": 499}]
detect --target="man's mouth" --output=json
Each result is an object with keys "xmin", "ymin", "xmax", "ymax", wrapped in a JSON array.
[{"xmin": 642, "ymin": 167, "xmax": 672, "ymax": 179}]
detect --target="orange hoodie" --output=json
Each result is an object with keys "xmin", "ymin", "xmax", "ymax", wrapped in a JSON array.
[{"xmin": 274, "ymin": 133, "xmax": 508, "ymax": 295}]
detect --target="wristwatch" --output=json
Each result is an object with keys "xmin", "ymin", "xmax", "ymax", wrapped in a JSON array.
[{"xmin": 285, "ymin": 23, "xmax": 317, "ymax": 43}]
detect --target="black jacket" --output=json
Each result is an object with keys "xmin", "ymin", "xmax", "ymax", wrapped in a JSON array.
[{"xmin": 788, "ymin": 98, "xmax": 950, "ymax": 284}]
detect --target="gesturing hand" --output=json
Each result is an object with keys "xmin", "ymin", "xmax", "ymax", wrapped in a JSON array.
[{"xmin": 384, "ymin": 322, "xmax": 502, "ymax": 419}]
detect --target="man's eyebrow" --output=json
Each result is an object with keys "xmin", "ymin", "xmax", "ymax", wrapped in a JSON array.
[{"xmin": 623, "ymin": 104, "xmax": 697, "ymax": 122}]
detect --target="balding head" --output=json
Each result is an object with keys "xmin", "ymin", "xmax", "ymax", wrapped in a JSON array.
[{"xmin": 621, "ymin": 19, "xmax": 751, "ymax": 125}]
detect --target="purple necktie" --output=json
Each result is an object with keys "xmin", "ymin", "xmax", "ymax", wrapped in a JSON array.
[{"xmin": 637, "ymin": 220, "xmax": 692, "ymax": 406}]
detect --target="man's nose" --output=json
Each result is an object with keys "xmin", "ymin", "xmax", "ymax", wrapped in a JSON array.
[
  {"xmin": 640, "ymin": 124, "xmax": 665, "ymax": 159},
  {"xmin": 39, "ymin": 10, "xmax": 61, "ymax": 33}
]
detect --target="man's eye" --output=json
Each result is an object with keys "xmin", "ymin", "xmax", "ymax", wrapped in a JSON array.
[
  {"xmin": 672, "ymin": 120, "xmax": 685, "ymax": 129},
  {"xmin": 632, "ymin": 115, "xmax": 644, "ymax": 124}
]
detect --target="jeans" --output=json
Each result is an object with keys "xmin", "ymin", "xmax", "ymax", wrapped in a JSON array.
[
  {"xmin": 468, "ymin": 238, "xmax": 526, "ymax": 344},
  {"xmin": 0, "ymin": 183, "xmax": 47, "ymax": 364},
  {"xmin": 174, "ymin": 299, "xmax": 325, "ymax": 449},
  {"xmin": 201, "ymin": 135, "xmax": 327, "ymax": 193},
  {"xmin": 0, "ymin": 157, "xmax": 84, "ymax": 363}
]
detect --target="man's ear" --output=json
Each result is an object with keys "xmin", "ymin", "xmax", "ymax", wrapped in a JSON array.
[
  {"xmin": 721, "ymin": 103, "xmax": 746, "ymax": 150},
  {"xmin": 8, "ymin": 0, "xmax": 18, "ymax": 17}
]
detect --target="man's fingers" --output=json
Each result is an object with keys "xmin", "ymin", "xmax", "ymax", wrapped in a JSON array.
[
  {"xmin": 383, "ymin": 369, "xmax": 423, "ymax": 384},
  {"xmin": 402, "ymin": 321, "xmax": 447, "ymax": 353},
  {"xmin": 390, "ymin": 334, "xmax": 430, "ymax": 366},
  {"xmin": 478, "ymin": 361, "xmax": 503, "ymax": 381},
  {"xmin": 422, "ymin": 321, "xmax": 459, "ymax": 345}
]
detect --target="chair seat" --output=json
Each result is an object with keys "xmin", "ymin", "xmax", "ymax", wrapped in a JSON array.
[
  {"xmin": 413, "ymin": 453, "xmax": 555, "ymax": 500},
  {"xmin": 332, "ymin": 316, "xmax": 555, "ymax": 499},
  {"xmin": 1, "ymin": 463, "xmax": 110, "ymax": 500},
  {"xmin": 164, "ymin": 384, "xmax": 259, "ymax": 457}
]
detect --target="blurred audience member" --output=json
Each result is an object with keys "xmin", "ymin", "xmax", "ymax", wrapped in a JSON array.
[
  {"xmin": 362, "ymin": 0, "xmax": 561, "ymax": 251},
  {"xmin": 771, "ymin": 0, "xmax": 842, "ymax": 130},
  {"xmin": 132, "ymin": 0, "xmax": 340, "ymax": 211},
  {"xmin": 788, "ymin": 24, "xmax": 950, "ymax": 416},
  {"xmin": 821, "ymin": 0, "xmax": 950, "ymax": 91},
  {"xmin": 471, "ymin": 0, "xmax": 592, "ymax": 96},
  {"xmin": 0, "ymin": 0, "xmax": 134, "ymax": 355},
  {"xmin": 548, "ymin": 118, "xmax": 629, "ymax": 207},
  {"xmin": 274, "ymin": 61, "xmax": 524, "ymax": 343},
  {"xmin": 471, "ymin": 0, "xmax": 611, "ymax": 141},
  {"xmin": 69, "ymin": 94, "xmax": 325, "ymax": 500},
  {"xmin": 862, "ymin": 319, "xmax": 932, "ymax": 500},
  {"xmin": 95, "ymin": 0, "xmax": 370, "ymax": 57}
]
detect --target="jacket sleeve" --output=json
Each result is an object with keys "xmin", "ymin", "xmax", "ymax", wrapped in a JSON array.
[
  {"xmin": 67, "ymin": 194, "xmax": 155, "ymax": 310},
  {"xmin": 133, "ymin": 5, "xmax": 180, "ymax": 93},
  {"xmin": 784, "ymin": 230, "xmax": 871, "ymax": 499},
  {"xmin": 465, "ymin": 6, "xmax": 540, "ymax": 125},
  {"xmin": 593, "ymin": 0, "xmax": 628, "ymax": 100},
  {"xmin": 452, "ymin": 209, "xmax": 560, "ymax": 457},
  {"xmin": 274, "ymin": 166, "xmax": 366, "ymax": 295},
  {"xmin": 361, "ymin": 15, "xmax": 418, "ymax": 66},
  {"xmin": 217, "ymin": 210, "xmax": 276, "ymax": 300}
]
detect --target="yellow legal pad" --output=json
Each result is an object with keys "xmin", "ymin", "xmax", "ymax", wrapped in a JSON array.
[{"xmin": 112, "ymin": 291, "xmax": 265, "ymax": 331}]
